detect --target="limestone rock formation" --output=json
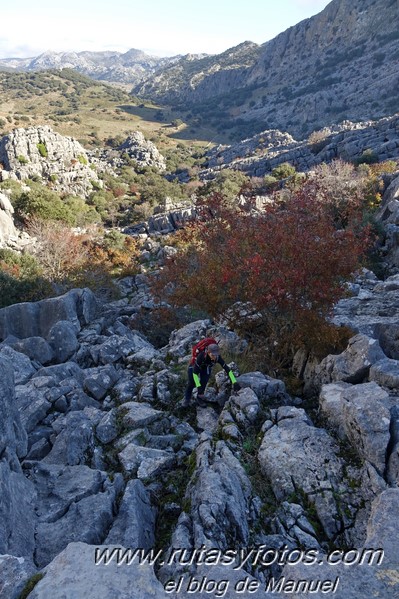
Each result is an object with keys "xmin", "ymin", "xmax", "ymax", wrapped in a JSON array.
[
  {"xmin": 118, "ymin": 131, "xmax": 166, "ymax": 171},
  {"xmin": 0, "ymin": 192, "xmax": 16, "ymax": 246},
  {"xmin": 201, "ymin": 115, "xmax": 399, "ymax": 179},
  {"xmin": 0, "ymin": 126, "xmax": 101, "ymax": 198},
  {"xmin": 1, "ymin": 230, "xmax": 399, "ymax": 597}
]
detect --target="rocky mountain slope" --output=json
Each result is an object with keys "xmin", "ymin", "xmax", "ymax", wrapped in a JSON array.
[
  {"xmin": 0, "ymin": 49, "xmax": 184, "ymax": 86},
  {"xmin": 201, "ymin": 113, "xmax": 399, "ymax": 178},
  {"xmin": 1, "ymin": 172, "xmax": 399, "ymax": 598},
  {"xmin": 134, "ymin": 0, "xmax": 399, "ymax": 137},
  {"xmin": 1, "ymin": 254, "xmax": 399, "ymax": 598}
]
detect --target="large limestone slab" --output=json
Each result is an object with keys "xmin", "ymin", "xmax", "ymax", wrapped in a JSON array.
[
  {"xmin": 105, "ymin": 479, "xmax": 156, "ymax": 549},
  {"xmin": 28, "ymin": 542, "xmax": 168, "ymax": 599},
  {"xmin": 258, "ymin": 407, "xmax": 344, "ymax": 539},
  {"xmin": 278, "ymin": 489, "xmax": 399, "ymax": 598},
  {"xmin": 320, "ymin": 382, "xmax": 391, "ymax": 475},
  {"xmin": 0, "ymin": 288, "xmax": 97, "ymax": 341},
  {"xmin": 0, "ymin": 356, "xmax": 27, "ymax": 457}
]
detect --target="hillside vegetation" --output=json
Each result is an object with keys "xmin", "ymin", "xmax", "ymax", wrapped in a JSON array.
[{"xmin": 0, "ymin": 69, "xmax": 233, "ymax": 147}]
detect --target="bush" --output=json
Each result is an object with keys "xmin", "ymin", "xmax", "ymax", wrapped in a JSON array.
[
  {"xmin": 355, "ymin": 149, "xmax": 379, "ymax": 165},
  {"xmin": 198, "ymin": 170, "xmax": 250, "ymax": 202},
  {"xmin": 12, "ymin": 183, "xmax": 98, "ymax": 225},
  {"xmin": 17, "ymin": 155, "xmax": 28, "ymax": 165},
  {"xmin": 153, "ymin": 189, "xmax": 371, "ymax": 369},
  {"xmin": 263, "ymin": 175, "xmax": 278, "ymax": 190},
  {"xmin": 0, "ymin": 249, "xmax": 53, "ymax": 307},
  {"xmin": 37, "ymin": 142, "xmax": 48, "ymax": 158},
  {"xmin": 63, "ymin": 195, "xmax": 101, "ymax": 226},
  {"xmin": 271, "ymin": 162, "xmax": 296, "ymax": 180}
]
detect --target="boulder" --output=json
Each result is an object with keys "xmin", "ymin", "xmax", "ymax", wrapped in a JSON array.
[
  {"xmin": 236, "ymin": 371, "xmax": 286, "ymax": 402},
  {"xmin": 119, "ymin": 401, "xmax": 164, "ymax": 429},
  {"xmin": 0, "ymin": 460, "xmax": 37, "ymax": 559},
  {"xmin": 28, "ymin": 463, "xmax": 123, "ymax": 568},
  {"xmin": 319, "ymin": 382, "xmax": 391, "ymax": 476},
  {"xmin": 96, "ymin": 409, "xmax": 118, "ymax": 444},
  {"xmin": 33, "ymin": 361, "xmax": 84, "ymax": 384},
  {"xmin": 82, "ymin": 365, "xmax": 119, "ymax": 401},
  {"xmin": 166, "ymin": 320, "xmax": 211, "ymax": 358},
  {"xmin": 14, "ymin": 383, "xmax": 51, "ymax": 434},
  {"xmin": 0, "ymin": 356, "xmax": 27, "ymax": 457},
  {"xmin": 317, "ymin": 334, "xmax": 385, "ymax": 385},
  {"xmin": 0, "ymin": 555, "xmax": 36, "ymax": 599},
  {"xmin": 43, "ymin": 411, "xmax": 96, "ymax": 466},
  {"xmin": 47, "ymin": 320, "xmax": 79, "ymax": 363},
  {"xmin": 118, "ymin": 444, "xmax": 175, "ymax": 479},
  {"xmin": 373, "ymin": 322, "xmax": 399, "ymax": 359},
  {"xmin": 0, "ymin": 288, "xmax": 97, "ymax": 341},
  {"xmin": 28, "ymin": 542, "xmax": 168, "ymax": 599},
  {"xmin": 369, "ymin": 358, "xmax": 399, "ymax": 389},
  {"xmin": 0, "ymin": 345, "xmax": 36, "ymax": 384},
  {"xmin": 9, "ymin": 336, "xmax": 54, "ymax": 365},
  {"xmin": 178, "ymin": 435, "xmax": 251, "ymax": 549},
  {"xmin": 258, "ymin": 407, "xmax": 345, "ymax": 539},
  {"xmin": 105, "ymin": 479, "xmax": 156, "ymax": 548}
]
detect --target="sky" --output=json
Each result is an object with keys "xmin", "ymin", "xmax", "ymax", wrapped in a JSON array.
[{"xmin": 1, "ymin": 0, "xmax": 331, "ymax": 59}]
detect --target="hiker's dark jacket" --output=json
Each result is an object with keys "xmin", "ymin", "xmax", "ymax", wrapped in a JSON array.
[{"xmin": 191, "ymin": 350, "xmax": 236, "ymax": 394}]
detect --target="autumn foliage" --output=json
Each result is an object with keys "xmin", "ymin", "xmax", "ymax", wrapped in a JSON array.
[
  {"xmin": 153, "ymin": 183, "xmax": 372, "ymax": 364},
  {"xmin": 23, "ymin": 219, "xmax": 140, "ymax": 294}
]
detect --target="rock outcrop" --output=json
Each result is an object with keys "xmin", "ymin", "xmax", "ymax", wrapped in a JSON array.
[
  {"xmin": 0, "ymin": 261, "xmax": 399, "ymax": 597},
  {"xmin": 118, "ymin": 131, "xmax": 166, "ymax": 171},
  {"xmin": 0, "ymin": 191, "xmax": 16, "ymax": 246},
  {"xmin": 134, "ymin": 0, "xmax": 399, "ymax": 137},
  {"xmin": 0, "ymin": 126, "xmax": 101, "ymax": 198},
  {"xmin": 0, "ymin": 127, "xmax": 167, "ymax": 200},
  {"xmin": 201, "ymin": 115, "xmax": 399, "ymax": 178}
]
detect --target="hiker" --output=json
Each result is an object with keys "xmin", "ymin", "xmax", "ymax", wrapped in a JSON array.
[{"xmin": 183, "ymin": 340, "xmax": 240, "ymax": 407}]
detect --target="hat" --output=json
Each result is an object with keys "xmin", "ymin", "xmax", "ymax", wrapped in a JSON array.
[{"xmin": 207, "ymin": 344, "xmax": 220, "ymax": 355}]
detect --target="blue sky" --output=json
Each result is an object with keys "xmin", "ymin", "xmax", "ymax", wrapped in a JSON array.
[{"xmin": 1, "ymin": 0, "xmax": 331, "ymax": 58}]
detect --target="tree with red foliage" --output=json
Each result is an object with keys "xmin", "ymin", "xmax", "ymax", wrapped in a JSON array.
[{"xmin": 153, "ymin": 183, "xmax": 371, "ymax": 365}]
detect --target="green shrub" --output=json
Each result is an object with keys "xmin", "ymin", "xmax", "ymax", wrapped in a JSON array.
[
  {"xmin": 0, "ymin": 250, "xmax": 53, "ymax": 307},
  {"xmin": 102, "ymin": 229, "xmax": 126, "ymax": 250},
  {"xmin": 37, "ymin": 142, "xmax": 48, "ymax": 158},
  {"xmin": 13, "ymin": 183, "xmax": 75, "ymax": 223},
  {"xmin": 271, "ymin": 162, "xmax": 297, "ymax": 180},
  {"xmin": 17, "ymin": 155, "xmax": 28, "ymax": 165},
  {"xmin": 199, "ymin": 170, "xmax": 250, "ymax": 202},
  {"xmin": 77, "ymin": 154, "xmax": 88, "ymax": 165},
  {"xmin": 355, "ymin": 149, "xmax": 379, "ymax": 165},
  {"xmin": 263, "ymin": 175, "xmax": 278, "ymax": 189},
  {"xmin": 0, "ymin": 179, "xmax": 24, "ymax": 204},
  {"xmin": 63, "ymin": 195, "xmax": 101, "ymax": 226}
]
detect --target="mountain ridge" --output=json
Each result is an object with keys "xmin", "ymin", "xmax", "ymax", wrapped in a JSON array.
[
  {"xmin": 0, "ymin": 48, "xmax": 191, "ymax": 86},
  {"xmin": 133, "ymin": 0, "xmax": 399, "ymax": 137},
  {"xmin": 1, "ymin": 0, "xmax": 398, "ymax": 138}
]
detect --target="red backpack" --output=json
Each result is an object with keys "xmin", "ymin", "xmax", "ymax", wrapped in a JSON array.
[{"xmin": 190, "ymin": 337, "xmax": 218, "ymax": 365}]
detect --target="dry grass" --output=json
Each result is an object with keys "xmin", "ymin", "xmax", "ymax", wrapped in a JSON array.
[{"xmin": 0, "ymin": 70, "xmax": 229, "ymax": 149}]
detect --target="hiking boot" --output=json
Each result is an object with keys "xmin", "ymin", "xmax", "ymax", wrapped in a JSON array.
[{"xmin": 196, "ymin": 396, "xmax": 208, "ymax": 408}]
